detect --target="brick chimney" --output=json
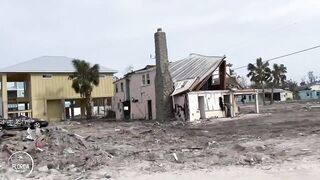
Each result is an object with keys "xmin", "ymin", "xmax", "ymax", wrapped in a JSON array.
[{"xmin": 154, "ymin": 28, "xmax": 174, "ymax": 121}]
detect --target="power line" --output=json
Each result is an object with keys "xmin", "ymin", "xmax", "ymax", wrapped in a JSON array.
[{"xmin": 233, "ymin": 44, "xmax": 320, "ymax": 71}]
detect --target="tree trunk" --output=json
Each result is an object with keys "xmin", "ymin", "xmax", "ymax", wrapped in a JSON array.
[
  {"xmin": 85, "ymin": 93, "xmax": 93, "ymax": 119},
  {"xmin": 262, "ymin": 82, "xmax": 266, "ymax": 106},
  {"xmin": 270, "ymin": 86, "xmax": 274, "ymax": 105}
]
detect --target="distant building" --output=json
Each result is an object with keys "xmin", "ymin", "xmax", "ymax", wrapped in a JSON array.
[
  {"xmin": 298, "ymin": 84, "xmax": 320, "ymax": 100},
  {"xmin": 238, "ymin": 89, "xmax": 293, "ymax": 104},
  {"xmin": 0, "ymin": 56, "xmax": 117, "ymax": 121}
]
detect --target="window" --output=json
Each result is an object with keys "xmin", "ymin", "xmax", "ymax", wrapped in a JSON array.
[
  {"xmin": 115, "ymin": 84, "xmax": 118, "ymax": 93},
  {"xmin": 146, "ymin": 74, "xmax": 150, "ymax": 84},
  {"xmin": 142, "ymin": 73, "xmax": 151, "ymax": 85},
  {"xmin": 120, "ymin": 82, "xmax": 124, "ymax": 92},
  {"xmin": 42, "ymin": 74, "xmax": 52, "ymax": 79},
  {"xmin": 307, "ymin": 92, "xmax": 310, "ymax": 96},
  {"xmin": 176, "ymin": 81, "xmax": 188, "ymax": 89},
  {"xmin": 317, "ymin": 92, "xmax": 320, "ymax": 96},
  {"xmin": 142, "ymin": 75, "xmax": 146, "ymax": 85}
]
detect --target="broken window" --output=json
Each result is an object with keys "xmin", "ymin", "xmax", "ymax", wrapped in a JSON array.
[
  {"xmin": 142, "ymin": 73, "xmax": 150, "ymax": 85},
  {"xmin": 120, "ymin": 82, "xmax": 124, "ymax": 92},
  {"xmin": 307, "ymin": 92, "xmax": 310, "ymax": 96},
  {"xmin": 181, "ymin": 81, "xmax": 187, "ymax": 88},
  {"xmin": 176, "ymin": 81, "xmax": 188, "ymax": 89},
  {"xmin": 115, "ymin": 84, "xmax": 118, "ymax": 93},
  {"xmin": 146, "ymin": 74, "xmax": 150, "ymax": 84}
]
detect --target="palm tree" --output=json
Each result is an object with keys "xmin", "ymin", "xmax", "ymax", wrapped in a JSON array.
[
  {"xmin": 69, "ymin": 59, "xmax": 100, "ymax": 119},
  {"xmin": 270, "ymin": 64, "xmax": 287, "ymax": 104},
  {"xmin": 247, "ymin": 58, "xmax": 272, "ymax": 105}
]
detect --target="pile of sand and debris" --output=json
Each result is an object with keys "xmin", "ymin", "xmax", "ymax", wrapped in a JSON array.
[{"xmin": 0, "ymin": 127, "xmax": 112, "ymax": 174}]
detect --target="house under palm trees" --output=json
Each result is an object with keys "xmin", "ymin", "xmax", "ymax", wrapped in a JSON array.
[{"xmin": 0, "ymin": 56, "xmax": 117, "ymax": 121}]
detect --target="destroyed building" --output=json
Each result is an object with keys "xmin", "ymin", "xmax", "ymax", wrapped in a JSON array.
[
  {"xmin": 0, "ymin": 56, "xmax": 117, "ymax": 121},
  {"xmin": 238, "ymin": 89, "xmax": 293, "ymax": 104},
  {"xmin": 113, "ymin": 29, "xmax": 259, "ymax": 121}
]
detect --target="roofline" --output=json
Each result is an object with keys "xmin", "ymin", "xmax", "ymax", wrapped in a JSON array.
[
  {"xmin": 0, "ymin": 70, "xmax": 117, "ymax": 74},
  {"xmin": 113, "ymin": 65, "xmax": 156, "ymax": 83},
  {"xmin": 189, "ymin": 53, "xmax": 225, "ymax": 59}
]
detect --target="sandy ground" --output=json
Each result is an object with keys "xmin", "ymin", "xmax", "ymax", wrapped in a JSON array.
[{"xmin": 1, "ymin": 101, "xmax": 320, "ymax": 179}]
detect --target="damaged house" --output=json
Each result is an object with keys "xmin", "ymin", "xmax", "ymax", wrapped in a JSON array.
[{"xmin": 113, "ymin": 29, "xmax": 259, "ymax": 121}]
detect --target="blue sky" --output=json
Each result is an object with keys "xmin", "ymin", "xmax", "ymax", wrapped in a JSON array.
[{"xmin": 1, "ymin": 0, "xmax": 319, "ymax": 82}]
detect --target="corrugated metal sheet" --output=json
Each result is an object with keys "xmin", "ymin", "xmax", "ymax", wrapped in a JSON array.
[
  {"xmin": 170, "ymin": 54, "xmax": 225, "ymax": 95},
  {"xmin": 169, "ymin": 53, "xmax": 224, "ymax": 82},
  {"xmin": 0, "ymin": 56, "xmax": 117, "ymax": 73}
]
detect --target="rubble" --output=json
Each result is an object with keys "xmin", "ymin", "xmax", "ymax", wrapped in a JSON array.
[
  {"xmin": 63, "ymin": 147, "xmax": 75, "ymax": 154},
  {"xmin": 38, "ymin": 166, "xmax": 49, "ymax": 173},
  {"xmin": 0, "ymin": 102, "xmax": 320, "ymax": 178},
  {"xmin": 0, "ymin": 127, "xmax": 112, "ymax": 175},
  {"xmin": 233, "ymin": 144, "xmax": 246, "ymax": 152}
]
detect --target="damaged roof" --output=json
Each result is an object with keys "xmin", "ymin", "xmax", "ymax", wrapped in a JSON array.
[
  {"xmin": 0, "ymin": 56, "xmax": 117, "ymax": 74},
  {"xmin": 114, "ymin": 53, "xmax": 225, "ymax": 95},
  {"xmin": 170, "ymin": 54, "xmax": 225, "ymax": 95},
  {"xmin": 170, "ymin": 53, "xmax": 225, "ymax": 82}
]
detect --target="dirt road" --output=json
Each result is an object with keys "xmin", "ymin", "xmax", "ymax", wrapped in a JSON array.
[{"xmin": 1, "ymin": 102, "xmax": 320, "ymax": 179}]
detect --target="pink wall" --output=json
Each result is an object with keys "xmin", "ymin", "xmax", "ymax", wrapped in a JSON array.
[
  {"xmin": 113, "ymin": 78, "xmax": 126, "ymax": 119},
  {"xmin": 113, "ymin": 68, "xmax": 156, "ymax": 120},
  {"xmin": 129, "ymin": 69, "xmax": 156, "ymax": 120}
]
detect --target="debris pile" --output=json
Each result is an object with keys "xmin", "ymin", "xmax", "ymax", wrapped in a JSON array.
[{"xmin": 0, "ymin": 127, "xmax": 112, "ymax": 174}]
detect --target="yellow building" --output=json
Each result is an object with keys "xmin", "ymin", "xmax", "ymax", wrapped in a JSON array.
[{"xmin": 0, "ymin": 56, "xmax": 116, "ymax": 121}]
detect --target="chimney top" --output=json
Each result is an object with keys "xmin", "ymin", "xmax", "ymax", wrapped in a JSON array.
[{"xmin": 157, "ymin": 28, "xmax": 162, "ymax": 32}]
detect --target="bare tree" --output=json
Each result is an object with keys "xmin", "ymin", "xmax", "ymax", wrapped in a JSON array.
[
  {"xmin": 236, "ymin": 75, "xmax": 248, "ymax": 88},
  {"xmin": 308, "ymin": 71, "xmax": 316, "ymax": 84}
]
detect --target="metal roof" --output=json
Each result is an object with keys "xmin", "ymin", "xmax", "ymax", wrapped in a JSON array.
[
  {"xmin": 169, "ymin": 53, "xmax": 225, "ymax": 82},
  {"xmin": 170, "ymin": 54, "xmax": 225, "ymax": 95},
  {"xmin": 0, "ymin": 56, "xmax": 117, "ymax": 73}
]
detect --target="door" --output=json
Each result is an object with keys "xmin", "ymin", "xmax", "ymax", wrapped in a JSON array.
[
  {"xmin": 147, "ymin": 100, "xmax": 152, "ymax": 120},
  {"xmin": 47, "ymin": 100, "xmax": 62, "ymax": 122},
  {"xmin": 198, "ymin": 96, "xmax": 206, "ymax": 119},
  {"xmin": 122, "ymin": 100, "xmax": 130, "ymax": 120}
]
